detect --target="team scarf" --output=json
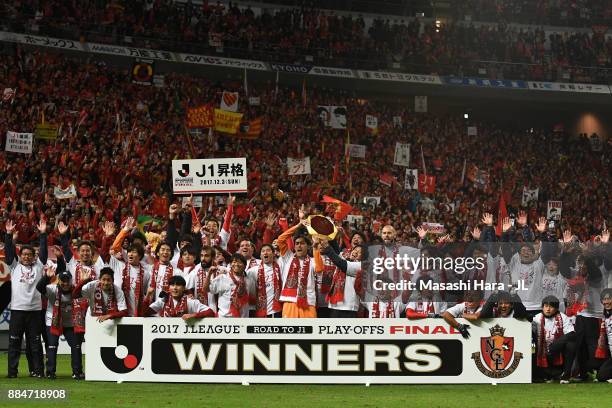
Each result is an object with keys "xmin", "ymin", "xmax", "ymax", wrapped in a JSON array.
[
  {"xmin": 161, "ymin": 295, "xmax": 189, "ymax": 317},
  {"xmin": 149, "ymin": 261, "xmax": 174, "ymax": 296},
  {"xmin": 122, "ymin": 262, "xmax": 144, "ymax": 317},
  {"xmin": 92, "ymin": 281, "xmax": 119, "ymax": 316},
  {"xmin": 50, "ymin": 286, "xmax": 85, "ymax": 335},
  {"xmin": 595, "ymin": 311, "xmax": 611, "ymax": 359},
  {"xmin": 327, "ymin": 269, "xmax": 346, "ymax": 305},
  {"xmin": 229, "ymin": 271, "xmax": 249, "ymax": 317},
  {"xmin": 414, "ymin": 299, "xmax": 434, "ymax": 315},
  {"xmin": 255, "ymin": 262, "xmax": 281, "ymax": 317},
  {"xmin": 319, "ymin": 260, "xmax": 335, "ymax": 297},
  {"xmin": 371, "ymin": 290, "xmax": 398, "ymax": 318},
  {"xmin": 565, "ymin": 275, "xmax": 589, "ymax": 316},
  {"xmin": 536, "ymin": 313, "xmax": 564, "ymax": 368},
  {"xmin": 281, "ymin": 255, "xmax": 311, "ymax": 307},
  {"xmin": 73, "ymin": 262, "xmax": 97, "ymax": 329},
  {"xmin": 195, "ymin": 266, "xmax": 211, "ymax": 306}
]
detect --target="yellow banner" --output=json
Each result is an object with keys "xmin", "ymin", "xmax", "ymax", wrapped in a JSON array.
[
  {"xmin": 35, "ymin": 123, "xmax": 58, "ymax": 140},
  {"xmin": 214, "ymin": 109, "xmax": 242, "ymax": 134}
]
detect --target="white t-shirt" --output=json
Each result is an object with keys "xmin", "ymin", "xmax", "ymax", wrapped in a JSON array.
[
  {"xmin": 109, "ymin": 256, "xmax": 152, "ymax": 316},
  {"xmin": 149, "ymin": 296, "xmax": 210, "ymax": 316},
  {"xmin": 246, "ymin": 262, "xmax": 281, "ymax": 315},
  {"xmin": 604, "ymin": 314, "xmax": 612, "ymax": 354},
  {"xmin": 149, "ymin": 263, "xmax": 184, "ymax": 300},
  {"xmin": 509, "ymin": 254, "xmax": 544, "ymax": 310},
  {"xmin": 532, "ymin": 312, "xmax": 575, "ymax": 349},
  {"xmin": 445, "ymin": 302, "xmax": 483, "ymax": 318},
  {"xmin": 322, "ymin": 253, "xmax": 360, "ymax": 312},
  {"xmin": 67, "ymin": 257, "xmax": 106, "ymax": 281},
  {"xmin": 209, "ymin": 269, "xmax": 254, "ymax": 317},
  {"xmin": 406, "ymin": 298, "xmax": 447, "ymax": 315},
  {"xmin": 80, "ymin": 281, "xmax": 127, "ymax": 316},
  {"xmin": 186, "ymin": 264, "xmax": 217, "ymax": 313},
  {"xmin": 10, "ymin": 258, "xmax": 44, "ymax": 311},
  {"xmin": 541, "ymin": 273, "xmax": 567, "ymax": 313},
  {"xmin": 278, "ymin": 252, "xmax": 316, "ymax": 307}
]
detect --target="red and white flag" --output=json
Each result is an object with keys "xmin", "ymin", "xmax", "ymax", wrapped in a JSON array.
[{"xmin": 220, "ymin": 91, "xmax": 239, "ymax": 112}]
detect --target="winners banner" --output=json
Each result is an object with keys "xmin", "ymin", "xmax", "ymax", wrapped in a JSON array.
[
  {"xmin": 85, "ymin": 317, "xmax": 530, "ymax": 384},
  {"xmin": 172, "ymin": 158, "xmax": 247, "ymax": 194}
]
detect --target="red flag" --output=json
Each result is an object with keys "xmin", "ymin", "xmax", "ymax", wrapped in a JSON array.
[
  {"xmin": 321, "ymin": 195, "xmax": 353, "ymax": 221},
  {"xmin": 496, "ymin": 193, "xmax": 508, "ymax": 237},
  {"xmin": 191, "ymin": 205, "xmax": 200, "ymax": 227},
  {"xmin": 332, "ymin": 161, "xmax": 340, "ymax": 184},
  {"xmin": 418, "ymin": 174, "xmax": 436, "ymax": 193},
  {"xmin": 379, "ymin": 173, "xmax": 397, "ymax": 187}
]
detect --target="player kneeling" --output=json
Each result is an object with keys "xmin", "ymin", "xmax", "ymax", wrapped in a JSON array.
[
  {"xmin": 532, "ymin": 296, "xmax": 576, "ymax": 384},
  {"xmin": 143, "ymin": 276, "xmax": 215, "ymax": 319}
]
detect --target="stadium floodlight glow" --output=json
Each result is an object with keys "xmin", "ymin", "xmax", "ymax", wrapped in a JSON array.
[{"xmin": 464, "ymin": 113, "xmax": 469, "ymax": 119}]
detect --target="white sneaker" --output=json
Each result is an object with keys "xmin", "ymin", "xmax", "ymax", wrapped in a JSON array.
[
  {"xmin": 606, "ymin": 379, "xmax": 612, "ymax": 384},
  {"xmin": 560, "ymin": 380, "xmax": 570, "ymax": 384}
]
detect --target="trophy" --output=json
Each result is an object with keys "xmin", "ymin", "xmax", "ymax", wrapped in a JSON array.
[{"xmin": 305, "ymin": 215, "xmax": 338, "ymax": 241}]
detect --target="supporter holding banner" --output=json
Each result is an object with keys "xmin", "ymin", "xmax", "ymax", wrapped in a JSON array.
[
  {"xmin": 220, "ymin": 91, "xmax": 239, "ymax": 112},
  {"xmin": 522, "ymin": 187, "xmax": 539, "ymax": 206},
  {"xmin": 186, "ymin": 105, "xmax": 214, "ymax": 129},
  {"xmin": 214, "ymin": 109, "xmax": 243, "ymax": 134},
  {"xmin": 317, "ymin": 106, "xmax": 347, "ymax": 129},
  {"xmin": 345, "ymin": 144, "xmax": 366, "ymax": 159},
  {"xmin": 365, "ymin": 115, "xmax": 378, "ymax": 134},
  {"xmin": 414, "ymin": 96, "xmax": 428, "ymax": 113},
  {"xmin": 394, "ymin": 143, "xmax": 411, "ymax": 167},
  {"xmin": 287, "ymin": 158, "xmax": 311, "ymax": 175},
  {"xmin": 547, "ymin": 201, "xmax": 562, "ymax": 220},
  {"xmin": 35, "ymin": 123, "xmax": 58, "ymax": 140},
  {"xmin": 405, "ymin": 169, "xmax": 418, "ymax": 190},
  {"xmin": 131, "ymin": 59, "xmax": 155, "ymax": 86},
  {"xmin": 5, "ymin": 131, "xmax": 33, "ymax": 154},
  {"xmin": 172, "ymin": 158, "xmax": 247, "ymax": 194},
  {"xmin": 53, "ymin": 185, "xmax": 77, "ymax": 200}
]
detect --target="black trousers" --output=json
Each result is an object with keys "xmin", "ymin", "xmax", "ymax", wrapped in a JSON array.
[
  {"xmin": 329, "ymin": 309, "xmax": 357, "ymax": 318},
  {"xmin": 45, "ymin": 326, "xmax": 84, "ymax": 375},
  {"xmin": 575, "ymin": 315, "xmax": 601, "ymax": 375},
  {"xmin": 596, "ymin": 358, "xmax": 612, "ymax": 382},
  {"xmin": 317, "ymin": 307, "xmax": 331, "ymax": 318},
  {"xmin": 25, "ymin": 310, "xmax": 46, "ymax": 374},
  {"xmin": 8, "ymin": 310, "xmax": 43, "ymax": 376},
  {"xmin": 267, "ymin": 312, "xmax": 282, "ymax": 318},
  {"xmin": 532, "ymin": 332, "xmax": 577, "ymax": 381},
  {"xmin": 0, "ymin": 282, "xmax": 11, "ymax": 314}
]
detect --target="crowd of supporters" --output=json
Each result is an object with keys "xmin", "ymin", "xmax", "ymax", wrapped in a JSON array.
[
  {"xmin": 266, "ymin": 0, "xmax": 612, "ymax": 28},
  {"xmin": 1, "ymin": 1, "xmax": 612, "ymax": 83},
  {"xmin": 0, "ymin": 47, "xmax": 610, "ymax": 382},
  {"xmin": 452, "ymin": 0, "xmax": 612, "ymax": 28}
]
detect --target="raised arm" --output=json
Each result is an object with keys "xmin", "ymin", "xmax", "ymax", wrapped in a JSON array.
[
  {"xmin": 58, "ymin": 221, "xmax": 72, "ymax": 263},
  {"xmin": 277, "ymin": 223, "xmax": 302, "ymax": 257},
  {"xmin": 4, "ymin": 220, "xmax": 17, "ymax": 266},
  {"xmin": 37, "ymin": 219, "xmax": 48, "ymax": 264},
  {"xmin": 536, "ymin": 217, "xmax": 557, "ymax": 264},
  {"xmin": 36, "ymin": 266, "xmax": 56, "ymax": 295},
  {"xmin": 221, "ymin": 194, "xmax": 234, "ymax": 234},
  {"xmin": 166, "ymin": 204, "xmax": 180, "ymax": 249},
  {"xmin": 110, "ymin": 219, "xmax": 130, "ymax": 254}
]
